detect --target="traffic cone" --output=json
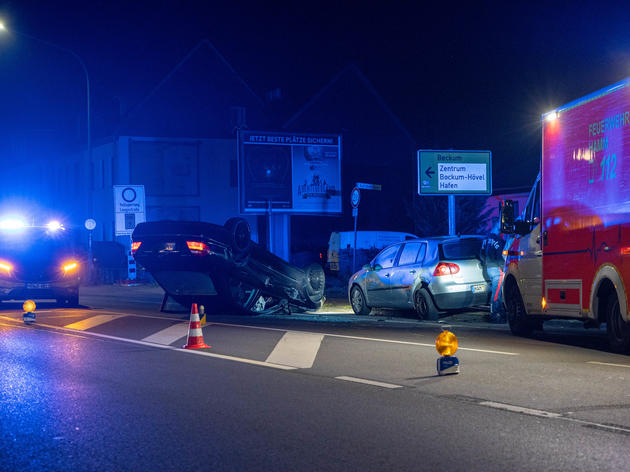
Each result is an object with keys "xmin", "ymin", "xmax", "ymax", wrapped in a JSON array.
[{"xmin": 183, "ymin": 303, "xmax": 210, "ymax": 349}]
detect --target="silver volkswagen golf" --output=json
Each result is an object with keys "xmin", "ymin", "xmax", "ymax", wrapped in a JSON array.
[{"xmin": 347, "ymin": 236, "xmax": 490, "ymax": 319}]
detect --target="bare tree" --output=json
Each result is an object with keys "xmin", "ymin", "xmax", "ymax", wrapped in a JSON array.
[{"xmin": 405, "ymin": 194, "xmax": 494, "ymax": 236}]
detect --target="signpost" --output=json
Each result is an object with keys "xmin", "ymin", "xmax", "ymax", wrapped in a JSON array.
[
  {"xmin": 114, "ymin": 185, "xmax": 146, "ymax": 280},
  {"xmin": 417, "ymin": 150, "xmax": 492, "ymax": 235},
  {"xmin": 84, "ymin": 218, "xmax": 96, "ymax": 283},
  {"xmin": 351, "ymin": 183, "xmax": 381, "ymax": 272}
]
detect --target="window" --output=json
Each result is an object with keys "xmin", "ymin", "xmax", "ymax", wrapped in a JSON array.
[
  {"xmin": 440, "ymin": 238, "xmax": 483, "ymax": 260},
  {"xmin": 374, "ymin": 245, "xmax": 400, "ymax": 269},
  {"xmin": 533, "ymin": 179, "xmax": 541, "ymax": 222},
  {"xmin": 398, "ymin": 242, "xmax": 421, "ymax": 266}
]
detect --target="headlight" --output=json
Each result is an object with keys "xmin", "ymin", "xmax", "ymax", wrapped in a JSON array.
[
  {"xmin": 0, "ymin": 217, "xmax": 25, "ymax": 231},
  {"xmin": 47, "ymin": 220, "xmax": 63, "ymax": 231},
  {"xmin": 0, "ymin": 261, "xmax": 12, "ymax": 273},
  {"xmin": 62, "ymin": 261, "xmax": 78, "ymax": 273}
]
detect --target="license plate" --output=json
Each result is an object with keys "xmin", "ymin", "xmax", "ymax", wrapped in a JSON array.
[
  {"xmin": 27, "ymin": 283, "xmax": 50, "ymax": 289},
  {"xmin": 471, "ymin": 283, "xmax": 486, "ymax": 293}
]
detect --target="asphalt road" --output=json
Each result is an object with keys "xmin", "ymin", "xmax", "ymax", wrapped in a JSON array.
[{"xmin": 1, "ymin": 285, "xmax": 630, "ymax": 471}]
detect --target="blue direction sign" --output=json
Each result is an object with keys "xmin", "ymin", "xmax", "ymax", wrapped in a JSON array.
[{"xmin": 418, "ymin": 150, "xmax": 492, "ymax": 195}]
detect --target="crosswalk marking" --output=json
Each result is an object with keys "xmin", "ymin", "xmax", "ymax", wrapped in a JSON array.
[
  {"xmin": 142, "ymin": 322, "xmax": 191, "ymax": 345},
  {"xmin": 266, "ymin": 331, "xmax": 324, "ymax": 368},
  {"xmin": 64, "ymin": 315, "xmax": 124, "ymax": 330}
]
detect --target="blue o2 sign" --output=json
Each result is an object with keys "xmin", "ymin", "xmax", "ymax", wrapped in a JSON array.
[{"xmin": 418, "ymin": 150, "xmax": 492, "ymax": 195}]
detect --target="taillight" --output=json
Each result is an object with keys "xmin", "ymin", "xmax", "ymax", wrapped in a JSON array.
[
  {"xmin": 433, "ymin": 262, "xmax": 460, "ymax": 276},
  {"xmin": 131, "ymin": 241, "xmax": 142, "ymax": 254},
  {"xmin": 186, "ymin": 241, "xmax": 209, "ymax": 255}
]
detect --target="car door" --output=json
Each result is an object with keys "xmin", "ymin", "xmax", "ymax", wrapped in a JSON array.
[
  {"xmin": 388, "ymin": 242, "xmax": 427, "ymax": 308},
  {"xmin": 364, "ymin": 244, "xmax": 401, "ymax": 307}
]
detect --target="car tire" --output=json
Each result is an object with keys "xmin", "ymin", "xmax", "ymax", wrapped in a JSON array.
[
  {"xmin": 350, "ymin": 285, "xmax": 371, "ymax": 315},
  {"xmin": 505, "ymin": 283, "xmax": 535, "ymax": 336},
  {"xmin": 304, "ymin": 263, "xmax": 325, "ymax": 307},
  {"xmin": 57, "ymin": 291, "xmax": 79, "ymax": 307},
  {"xmin": 414, "ymin": 288, "xmax": 439, "ymax": 320},
  {"xmin": 606, "ymin": 295, "xmax": 630, "ymax": 353}
]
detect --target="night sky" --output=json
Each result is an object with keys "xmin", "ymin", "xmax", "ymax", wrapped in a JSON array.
[{"xmin": 2, "ymin": 0, "xmax": 630, "ymax": 190}]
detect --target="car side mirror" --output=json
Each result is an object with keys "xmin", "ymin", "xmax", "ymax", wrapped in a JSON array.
[
  {"xmin": 362, "ymin": 264, "xmax": 371, "ymax": 271},
  {"xmin": 514, "ymin": 220, "xmax": 532, "ymax": 236},
  {"xmin": 373, "ymin": 264, "xmax": 383, "ymax": 272},
  {"xmin": 500, "ymin": 200, "xmax": 516, "ymax": 234}
]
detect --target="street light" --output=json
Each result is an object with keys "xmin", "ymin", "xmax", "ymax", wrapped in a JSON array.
[{"xmin": 0, "ymin": 22, "xmax": 92, "ymax": 214}]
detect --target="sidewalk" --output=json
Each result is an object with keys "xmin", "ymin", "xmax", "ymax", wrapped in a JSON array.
[{"xmin": 81, "ymin": 283, "xmax": 503, "ymax": 328}]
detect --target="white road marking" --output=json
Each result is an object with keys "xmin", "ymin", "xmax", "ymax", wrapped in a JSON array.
[
  {"xmin": 479, "ymin": 400, "xmax": 630, "ymax": 434},
  {"xmin": 2, "ymin": 310, "xmax": 519, "ymax": 357},
  {"xmin": 196, "ymin": 320, "xmax": 519, "ymax": 356},
  {"xmin": 64, "ymin": 314, "xmax": 124, "ymax": 330},
  {"xmin": 265, "ymin": 331, "xmax": 324, "ymax": 368},
  {"xmin": 335, "ymin": 376, "xmax": 403, "ymax": 389},
  {"xmin": 142, "ymin": 322, "xmax": 191, "ymax": 345},
  {"xmin": 479, "ymin": 401, "xmax": 562, "ymax": 418},
  {"xmin": 0, "ymin": 316, "xmax": 296, "ymax": 371},
  {"xmin": 587, "ymin": 361, "xmax": 630, "ymax": 368}
]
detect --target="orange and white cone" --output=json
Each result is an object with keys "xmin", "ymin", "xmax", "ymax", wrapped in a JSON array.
[{"xmin": 183, "ymin": 303, "xmax": 210, "ymax": 349}]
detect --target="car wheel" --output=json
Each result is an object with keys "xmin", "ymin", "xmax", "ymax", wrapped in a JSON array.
[
  {"xmin": 606, "ymin": 295, "xmax": 630, "ymax": 353},
  {"xmin": 57, "ymin": 292, "xmax": 79, "ymax": 307},
  {"xmin": 505, "ymin": 283, "xmax": 534, "ymax": 336},
  {"xmin": 304, "ymin": 263, "xmax": 325, "ymax": 307},
  {"xmin": 414, "ymin": 288, "xmax": 439, "ymax": 320},
  {"xmin": 350, "ymin": 285, "xmax": 371, "ymax": 315}
]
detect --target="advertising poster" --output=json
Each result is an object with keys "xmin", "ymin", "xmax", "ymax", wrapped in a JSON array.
[
  {"xmin": 239, "ymin": 131, "xmax": 342, "ymax": 214},
  {"xmin": 291, "ymin": 144, "xmax": 341, "ymax": 213}
]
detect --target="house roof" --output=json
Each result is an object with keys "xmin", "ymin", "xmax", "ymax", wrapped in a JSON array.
[
  {"xmin": 116, "ymin": 39, "xmax": 265, "ymax": 138},
  {"xmin": 283, "ymin": 64, "xmax": 415, "ymax": 144}
]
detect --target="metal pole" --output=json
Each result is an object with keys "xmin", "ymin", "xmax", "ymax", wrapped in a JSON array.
[
  {"xmin": 353, "ymin": 207, "xmax": 358, "ymax": 273},
  {"xmin": 88, "ymin": 229, "xmax": 93, "ymax": 284},
  {"xmin": 11, "ymin": 29, "xmax": 92, "ymax": 215},
  {"xmin": 267, "ymin": 200, "xmax": 273, "ymax": 253},
  {"xmin": 448, "ymin": 195, "xmax": 456, "ymax": 236}
]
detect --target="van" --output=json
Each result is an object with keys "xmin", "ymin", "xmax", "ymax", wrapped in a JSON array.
[{"xmin": 327, "ymin": 230, "xmax": 418, "ymax": 273}]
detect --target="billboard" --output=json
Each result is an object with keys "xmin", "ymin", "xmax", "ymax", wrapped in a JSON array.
[
  {"xmin": 239, "ymin": 130, "xmax": 342, "ymax": 214},
  {"xmin": 418, "ymin": 150, "xmax": 492, "ymax": 195}
]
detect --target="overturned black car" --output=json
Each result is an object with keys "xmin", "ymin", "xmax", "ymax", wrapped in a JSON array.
[{"xmin": 131, "ymin": 218, "xmax": 325, "ymax": 314}]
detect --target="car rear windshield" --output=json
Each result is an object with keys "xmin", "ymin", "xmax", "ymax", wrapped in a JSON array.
[{"xmin": 439, "ymin": 238, "xmax": 482, "ymax": 260}]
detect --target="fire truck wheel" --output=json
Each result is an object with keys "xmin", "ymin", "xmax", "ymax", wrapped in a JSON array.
[
  {"xmin": 606, "ymin": 295, "xmax": 630, "ymax": 353},
  {"xmin": 506, "ymin": 284, "xmax": 534, "ymax": 336}
]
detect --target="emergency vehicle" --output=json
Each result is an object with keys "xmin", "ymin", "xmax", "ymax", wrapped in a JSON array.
[{"xmin": 501, "ymin": 78, "xmax": 630, "ymax": 352}]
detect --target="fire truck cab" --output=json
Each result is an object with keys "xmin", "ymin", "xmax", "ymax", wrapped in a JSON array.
[{"xmin": 501, "ymin": 78, "xmax": 630, "ymax": 353}]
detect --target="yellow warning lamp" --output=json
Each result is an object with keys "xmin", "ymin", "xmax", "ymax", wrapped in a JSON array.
[
  {"xmin": 23, "ymin": 300, "xmax": 36, "ymax": 313},
  {"xmin": 435, "ymin": 330, "xmax": 458, "ymax": 357}
]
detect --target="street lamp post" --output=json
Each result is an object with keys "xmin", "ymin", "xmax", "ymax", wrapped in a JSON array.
[
  {"xmin": 0, "ymin": 23, "xmax": 92, "ymax": 215},
  {"xmin": 1, "ymin": 22, "xmax": 94, "ymax": 282}
]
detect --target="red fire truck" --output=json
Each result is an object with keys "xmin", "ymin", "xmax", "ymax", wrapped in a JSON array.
[{"xmin": 501, "ymin": 78, "xmax": 630, "ymax": 352}]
